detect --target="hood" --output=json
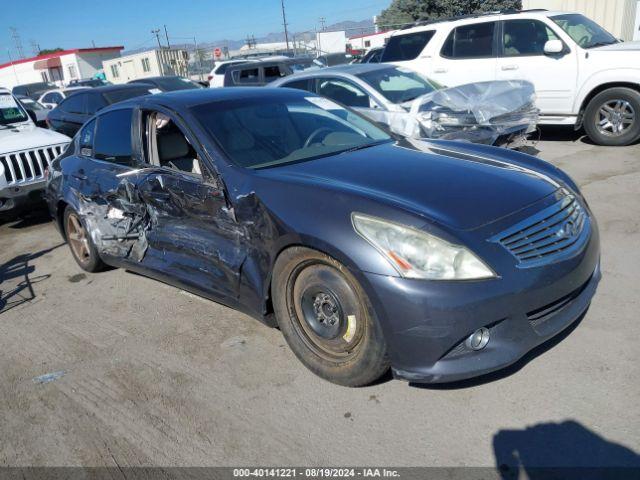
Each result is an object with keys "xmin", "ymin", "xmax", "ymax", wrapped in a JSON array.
[
  {"xmin": 0, "ymin": 123, "xmax": 71, "ymax": 155},
  {"xmin": 258, "ymin": 142, "xmax": 559, "ymax": 231},
  {"xmin": 591, "ymin": 41, "xmax": 640, "ymax": 52}
]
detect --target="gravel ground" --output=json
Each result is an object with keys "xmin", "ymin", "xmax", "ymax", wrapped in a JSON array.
[{"xmin": 1, "ymin": 128, "xmax": 638, "ymax": 469}]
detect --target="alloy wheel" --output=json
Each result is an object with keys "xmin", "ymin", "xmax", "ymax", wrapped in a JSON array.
[
  {"xmin": 66, "ymin": 213, "xmax": 91, "ymax": 266},
  {"xmin": 597, "ymin": 100, "xmax": 636, "ymax": 137}
]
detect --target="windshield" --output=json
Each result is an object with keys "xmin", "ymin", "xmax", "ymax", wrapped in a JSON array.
[
  {"xmin": 154, "ymin": 77, "xmax": 203, "ymax": 91},
  {"xmin": 103, "ymin": 87, "xmax": 153, "ymax": 104},
  {"xmin": 0, "ymin": 93, "xmax": 30, "ymax": 126},
  {"xmin": 19, "ymin": 98, "xmax": 45, "ymax": 110},
  {"xmin": 551, "ymin": 13, "xmax": 618, "ymax": 48},
  {"xmin": 192, "ymin": 96, "xmax": 391, "ymax": 169},
  {"xmin": 357, "ymin": 67, "xmax": 441, "ymax": 104}
]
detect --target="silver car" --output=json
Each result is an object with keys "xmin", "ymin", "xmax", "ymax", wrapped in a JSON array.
[{"xmin": 271, "ymin": 63, "xmax": 538, "ymax": 147}]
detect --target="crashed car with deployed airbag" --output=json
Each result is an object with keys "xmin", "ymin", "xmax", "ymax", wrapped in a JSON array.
[
  {"xmin": 46, "ymin": 88, "xmax": 599, "ymax": 386},
  {"xmin": 272, "ymin": 63, "xmax": 539, "ymax": 147}
]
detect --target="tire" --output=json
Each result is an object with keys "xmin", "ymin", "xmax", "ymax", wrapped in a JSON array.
[
  {"xmin": 583, "ymin": 87, "xmax": 640, "ymax": 146},
  {"xmin": 272, "ymin": 246, "xmax": 389, "ymax": 387},
  {"xmin": 63, "ymin": 206, "xmax": 104, "ymax": 272}
]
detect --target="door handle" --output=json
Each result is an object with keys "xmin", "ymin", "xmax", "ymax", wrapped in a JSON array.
[
  {"xmin": 433, "ymin": 68, "xmax": 448, "ymax": 73},
  {"xmin": 501, "ymin": 65, "xmax": 519, "ymax": 71}
]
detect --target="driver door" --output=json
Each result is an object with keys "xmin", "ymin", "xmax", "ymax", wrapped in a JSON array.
[
  {"xmin": 495, "ymin": 18, "xmax": 578, "ymax": 114},
  {"xmin": 136, "ymin": 109, "xmax": 245, "ymax": 302}
]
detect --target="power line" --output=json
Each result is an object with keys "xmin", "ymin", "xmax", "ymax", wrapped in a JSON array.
[{"xmin": 9, "ymin": 27, "xmax": 24, "ymax": 59}]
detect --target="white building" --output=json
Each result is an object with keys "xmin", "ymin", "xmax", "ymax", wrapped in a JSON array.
[
  {"xmin": 316, "ymin": 31, "xmax": 347, "ymax": 54},
  {"xmin": 347, "ymin": 30, "xmax": 396, "ymax": 54},
  {"xmin": 522, "ymin": 0, "xmax": 640, "ymax": 41},
  {"xmin": 103, "ymin": 48, "xmax": 190, "ymax": 84},
  {"xmin": 0, "ymin": 46, "xmax": 123, "ymax": 90}
]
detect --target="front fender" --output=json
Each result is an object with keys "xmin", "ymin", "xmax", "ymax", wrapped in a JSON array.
[{"xmin": 574, "ymin": 69, "xmax": 640, "ymax": 112}]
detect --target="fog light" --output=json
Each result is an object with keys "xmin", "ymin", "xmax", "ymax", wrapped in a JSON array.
[{"xmin": 467, "ymin": 327, "xmax": 490, "ymax": 351}]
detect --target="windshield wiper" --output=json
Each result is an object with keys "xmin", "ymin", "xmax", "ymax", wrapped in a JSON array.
[
  {"xmin": 339, "ymin": 140, "xmax": 390, "ymax": 155},
  {"xmin": 586, "ymin": 40, "xmax": 617, "ymax": 49}
]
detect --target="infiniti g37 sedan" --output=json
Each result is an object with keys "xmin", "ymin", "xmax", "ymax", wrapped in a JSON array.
[{"xmin": 45, "ymin": 88, "xmax": 600, "ymax": 386}]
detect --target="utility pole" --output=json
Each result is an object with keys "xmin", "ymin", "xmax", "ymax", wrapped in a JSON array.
[
  {"xmin": 319, "ymin": 17, "xmax": 326, "ymax": 31},
  {"xmin": 151, "ymin": 29, "xmax": 162, "ymax": 49},
  {"xmin": 280, "ymin": 0, "xmax": 290, "ymax": 52},
  {"xmin": 29, "ymin": 40, "xmax": 41, "ymax": 56},
  {"xmin": 9, "ymin": 27, "xmax": 25, "ymax": 59},
  {"xmin": 6, "ymin": 48, "xmax": 19, "ymax": 84},
  {"xmin": 164, "ymin": 25, "xmax": 170, "ymax": 48},
  {"xmin": 194, "ymin": 36, "xmax": 203, "ymax": 81}
]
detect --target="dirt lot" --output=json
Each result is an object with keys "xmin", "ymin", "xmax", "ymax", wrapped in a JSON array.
[{"xmin": 1, "ymin": 128, "xmax": 639, "ymax": 469}]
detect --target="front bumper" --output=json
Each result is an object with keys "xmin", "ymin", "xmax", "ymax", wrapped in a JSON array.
[
  {"xmin": 0, "ymin": 180, "xmax": 47, "ymax": 213},
  {"xmin": 360, "ymin": 221, "xmax": 601, "ymax": 384}
]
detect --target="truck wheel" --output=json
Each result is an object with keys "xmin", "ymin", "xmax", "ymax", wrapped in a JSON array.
[
  {"xmin": 272, "ymin": 247, "xmax": 390, "ymax": 387},
  {"xmin": 583, "ymin": 87, "xmax": 640, "ymax": 146},
  {"xmin": 63, "ymin": 206, "xmax": 104, "ymax": 272}
]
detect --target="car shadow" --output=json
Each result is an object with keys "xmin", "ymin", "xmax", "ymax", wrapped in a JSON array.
[
  {"xmin": 0, "ymin": 243, "xmax": 64, "ymax": 314},
  {"xmin": 493, "ymin": 420, "xmax": 640, "ymax": 479},
  {"xmin": 1, "ymin": 208, "xmax": 52, "ymax": 229},
  {"xmin": 408, "ymin": 309, "xmax": 588, "ymax": 390}
]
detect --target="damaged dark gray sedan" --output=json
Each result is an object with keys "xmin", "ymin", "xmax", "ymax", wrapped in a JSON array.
[{"xmin": 45, "ymin": 88, "xmax": 600, "ymax": 386}]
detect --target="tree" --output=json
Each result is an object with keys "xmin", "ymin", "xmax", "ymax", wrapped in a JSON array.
[
  {"xmin": 38, "ymin": 48, "xmax": 64, "ymax": 55},
  {"xmin": 377, "ymin": 0, "xmax": 522, "ymax": 28}
]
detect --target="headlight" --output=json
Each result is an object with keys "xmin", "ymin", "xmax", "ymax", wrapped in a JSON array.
[{"xmin": 352, "ymin": 213, "xmax": 495, "ymax": 280}]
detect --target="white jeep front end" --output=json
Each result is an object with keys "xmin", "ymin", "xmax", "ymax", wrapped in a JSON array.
[{"xmin": 0, "ymin": 89, "xmax": 71, "ymax": 216}]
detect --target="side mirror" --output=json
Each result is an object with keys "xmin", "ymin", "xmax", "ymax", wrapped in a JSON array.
[{"xmin": 544, "ymin": 39, "xmax": 564, "ymax": 55}]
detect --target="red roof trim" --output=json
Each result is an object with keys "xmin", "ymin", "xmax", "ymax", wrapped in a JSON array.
[
  {"xmin": 348, "ymin": 30, "xmax": 392, "ymax": 40},
  {"xmin": 0, "ymin": 46, "xmax": 124, "ymax": 70}
]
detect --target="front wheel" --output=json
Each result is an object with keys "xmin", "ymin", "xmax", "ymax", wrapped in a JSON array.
[
  {"xmin": 63, "ymin": 206, "xmax": 104, "ymax": 272},
  {"xmin": 272, "ymin": 247, "xmax": 389, "ymax": 387},
  {"xmin": 583, "ymin": 87, "xmax": 640, "ymax": 146}
]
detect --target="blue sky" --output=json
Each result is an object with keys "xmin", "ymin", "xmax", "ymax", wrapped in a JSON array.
[{"xmin": 0, "ymin": 0, "xmax": 390, "ymax": 63}]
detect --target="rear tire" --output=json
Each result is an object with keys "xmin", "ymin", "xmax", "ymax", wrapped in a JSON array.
[
  {"xmin": 63, "ymin": 206, "xmax": 104, "ymax": 272},
  {"xmin": 583, "ymin": 87, "xmax": 640, "ymax": 146},
  {"xmin": 272, "ymin": 246, "xmax": 389, "ymax": 387}
]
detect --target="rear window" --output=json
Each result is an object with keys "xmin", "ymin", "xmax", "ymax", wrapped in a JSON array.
[
  {"xmin": 103, "ymin": 87, "xmax": 152, "ymax": 104},
  {"xmin": 381, "ymin": 30, "xmax": 436, "ymax": 62},
  {"xmin": 60, "ymin": 93, "xmax": 86, "ymax": 114},
  {"xmin": 441, "ymin": 22, "xmax": 497, "ymax": 59}
]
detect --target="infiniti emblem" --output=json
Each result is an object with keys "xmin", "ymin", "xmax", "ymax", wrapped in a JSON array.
[{"xmin": 558, "ymin": 220, "xmax": 579, "ymax": 239}]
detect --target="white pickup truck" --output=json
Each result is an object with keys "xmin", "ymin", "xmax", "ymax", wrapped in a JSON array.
[
  {"xmin": 0, "ymin": 88, "xmax": 71, "ymax": 218},
  {"xmin": 382, "ymin": 9, "xmax": 640, "ymax": 146}
]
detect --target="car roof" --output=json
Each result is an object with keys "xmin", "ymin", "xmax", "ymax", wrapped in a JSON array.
[
  {"xmin": 275, "ymin": 63, "xmax": 396, "ymax": 81},
  {"xmin": 131, "ymin": 76, "xmax": 183, "ymax": 82},
  {"xmin": 86, "ymin": 84, "xmax": 154, "ymax": 94},
  {"xmin": 100, "ymin": 87, "xmax": 311, "ymax": 113},
  {"xmin": 393, "ymin": 9, "xmax": 563, "ymax": 35}
]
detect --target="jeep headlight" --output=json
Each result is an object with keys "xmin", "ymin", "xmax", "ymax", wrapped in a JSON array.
[{"xmin": 352, "ymin": 213, "xmax": 495, "ymax": 280}]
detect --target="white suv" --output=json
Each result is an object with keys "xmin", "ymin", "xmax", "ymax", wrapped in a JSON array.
[
  {"xmin": 382, "ymin": 9, "xmax": 640, "ymax": 146},
  {"xmin": 1, "ymin": 88, "xmax": 70, "ymax": 217}
]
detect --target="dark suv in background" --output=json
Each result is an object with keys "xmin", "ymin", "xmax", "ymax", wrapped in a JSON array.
[{"xmin": 46, "ymin": 84, "xmax": 154, "ymax": 137}]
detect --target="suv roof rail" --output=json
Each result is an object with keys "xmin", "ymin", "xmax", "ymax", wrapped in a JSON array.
[{"xmin": 399, "ymin": 8, "xmax": 548, "ymax": 30}]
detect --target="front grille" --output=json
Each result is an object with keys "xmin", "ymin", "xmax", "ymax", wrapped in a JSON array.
[
  {"xmin": 491, "ymin": 191, "xmax": 589, "ymax": 267},
  {"xmin": 527, "ymin": 277, "xmax": 591, "ymax": 329},
  {"xmin": 0, "ymin": 144, "xmax": 67, "ymax": 185}
]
